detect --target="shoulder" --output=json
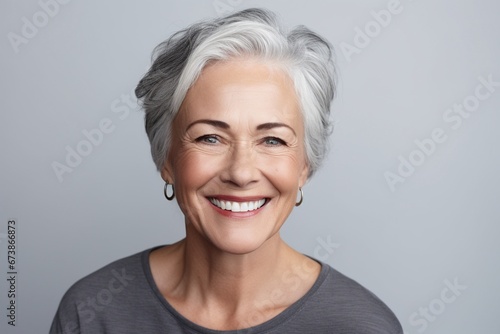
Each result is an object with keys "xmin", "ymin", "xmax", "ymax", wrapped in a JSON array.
[
  {"xmin": 61, "ymin": 250, "xmax": 142, "ymax": 302},
  {"xmin": 50, "ymin": 249, "xmax": 149, "ymax": 334},
  {"xmin": 301, "ymin": 264, "xmax": 403, "ymax": 333}
]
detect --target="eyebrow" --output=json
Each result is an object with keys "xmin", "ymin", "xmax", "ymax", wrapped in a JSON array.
[
  {"xmin": 186, "ymin": 119, "xmax": 230, "ymax": 131},
  {"xmin": 256, "ymin": 122, "xmax": 296, "ymax": 135},
  {"xmin": 186, "ymin": 119, "xmax": 296, "ymax": 135}
]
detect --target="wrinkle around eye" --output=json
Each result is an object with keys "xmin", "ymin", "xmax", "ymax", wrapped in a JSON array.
[{"xmin": 185, "ymin": 134, "xmax": 229, "ymax": 155}]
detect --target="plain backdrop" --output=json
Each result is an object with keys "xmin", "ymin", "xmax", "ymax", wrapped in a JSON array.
[{"xmin": 1, "ymin": 0, "xmax": 499, "ymax": 333}]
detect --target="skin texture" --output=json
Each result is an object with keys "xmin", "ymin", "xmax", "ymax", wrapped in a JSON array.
[{"xmin": 150, "ymin": 59, "xmax": 321, "ymax": 330}]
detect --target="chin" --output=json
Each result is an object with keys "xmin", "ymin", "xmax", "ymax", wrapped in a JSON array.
[{"xmin": 211, "ymin": 232, "xmax": 277, "ymax": 256}]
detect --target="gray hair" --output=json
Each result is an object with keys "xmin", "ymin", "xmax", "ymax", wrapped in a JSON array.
[{"xmin": 135, "ymin": 8, "xmax": 336, "ymax": 178}]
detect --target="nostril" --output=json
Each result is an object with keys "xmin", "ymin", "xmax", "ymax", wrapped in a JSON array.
[{"xmin": 220, "ymin": 156, "xmax": 259, "ymax": 188}]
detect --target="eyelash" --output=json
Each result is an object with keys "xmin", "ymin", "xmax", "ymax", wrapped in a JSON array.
[
  {"xmin": 195, "ymin": 135, "xmax": 287, "ymax": 147},
  {"xmin": 263, "ymin": 136, "xmax": 287, "ymax": 146},
  {"xmin": 196, "ymin": 134, "xmax": 220, "ymax": 144}
]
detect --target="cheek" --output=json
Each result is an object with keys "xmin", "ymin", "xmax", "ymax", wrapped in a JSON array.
[
  {"xmin": 172, "ymin": 149, "xmax": 221, "ymax": 195},
  {"xmin": 170, "ymin": 151, "xmax": 217, "ymax": 220},
  {"xmin": 258, "ymin": 153, "xmax": 305, "ymax": 191}
]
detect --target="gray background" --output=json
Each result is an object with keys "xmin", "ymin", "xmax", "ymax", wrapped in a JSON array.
[{"xmin": 1, "ymin": 0, "xmax": 499, "ymax": 333}]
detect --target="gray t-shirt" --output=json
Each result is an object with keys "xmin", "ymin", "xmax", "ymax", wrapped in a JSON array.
[{"xmin": 50, "ymin": 247, "xmax": 403, "ymax": 333}]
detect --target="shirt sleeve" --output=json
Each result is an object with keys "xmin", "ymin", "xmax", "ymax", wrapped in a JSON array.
[{"xmin": 49, "ymin": 295, "xmax": 81, "ymax": 334}]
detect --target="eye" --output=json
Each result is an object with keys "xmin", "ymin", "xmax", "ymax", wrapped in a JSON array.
[
  {"xmin": 263, "ymin": 137, "xmax": 286, "ymax": 146},
  {"xmin": 196, "ymin": 135, "xmax": 220, "ymax": 144}
]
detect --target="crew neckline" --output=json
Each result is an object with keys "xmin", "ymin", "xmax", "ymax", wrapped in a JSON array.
[{"xmin": 141, "ymin": 246, "xmax": 331, "ymax": 333}]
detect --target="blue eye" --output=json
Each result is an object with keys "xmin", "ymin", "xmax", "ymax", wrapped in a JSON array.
[
  {"xmin": 196, "ymin": 135, "xmax": 220, "ymax": 144},
  {"xmin": 264, "ymin": 137, "xmax": 286, "ymax": 146}
]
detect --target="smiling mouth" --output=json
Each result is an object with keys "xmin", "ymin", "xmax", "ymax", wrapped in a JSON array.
[{"xmin": 208, "ymin": 198, "xmax": 267, "ymax": 212}]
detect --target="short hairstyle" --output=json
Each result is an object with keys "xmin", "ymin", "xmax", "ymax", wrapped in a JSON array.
[{"xmin": 135, "ymin": 8, "xmax": 336, "ymax": 178}]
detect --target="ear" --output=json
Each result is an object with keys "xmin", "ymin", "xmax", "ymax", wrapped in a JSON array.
[
  {"xmin": 298, "ymin": 162, "xmax": 309, "ymax": 188},
  {"xmin": 160, "ymin": 157, "xmax": 174, "ymax": 184}
]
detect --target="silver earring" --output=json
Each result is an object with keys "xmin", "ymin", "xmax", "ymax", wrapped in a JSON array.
[
  {"xmin": 295, "ymin": 187, "xmax": 303, "ymax": 207},
  {"xmin": 164, "ymin": 182, "xmax": 175, "ymax": 201}
]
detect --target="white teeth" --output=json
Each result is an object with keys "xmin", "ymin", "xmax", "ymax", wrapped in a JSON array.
[
  {"xmin": 232, "ymin": 202, "xmax": 240, "ymax": 212},
  {"xmin": 209, "ymin": 198, "xmax": 266, "ymax": 212}
]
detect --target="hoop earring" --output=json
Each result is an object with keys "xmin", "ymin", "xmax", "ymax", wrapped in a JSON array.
[
  {"xmin": 295, "ymin": 187, "xmax": 303, "ymax": 207},
  {"xmin": 164, "ymin": 182, "xmax": 175, "ymax": 201}
]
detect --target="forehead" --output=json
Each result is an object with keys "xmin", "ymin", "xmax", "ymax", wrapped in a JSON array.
[
  {"xmin": 195, "ymin": 58, "xmax": 293, "ymax": 90},
  {"xmin": 178, "ymin": 59, "xmax": 301, "ymax": 124}
]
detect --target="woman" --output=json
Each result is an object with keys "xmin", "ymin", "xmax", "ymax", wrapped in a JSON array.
[{"xmin": 50, "ymin": 8, "xmax": 403, "ymax": 333}]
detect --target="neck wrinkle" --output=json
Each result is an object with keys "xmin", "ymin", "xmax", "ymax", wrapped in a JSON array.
[{"xmin": 179, "ymin": 226, "xmax": 286, "ymax": 312}]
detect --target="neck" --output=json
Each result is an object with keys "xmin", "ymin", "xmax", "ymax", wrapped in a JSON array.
[
  {"xmin": 179, "ymin": 224, "xmax": 288, "ymax": 305},
  {"xmin": 151, "ymin": 223, "xmax": 321, "ymax": 329}
]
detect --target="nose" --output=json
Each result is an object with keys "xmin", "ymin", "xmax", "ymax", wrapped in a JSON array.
[{"xmin": 219, "ymin": 141, "xmax": 259, "ymax": 188}]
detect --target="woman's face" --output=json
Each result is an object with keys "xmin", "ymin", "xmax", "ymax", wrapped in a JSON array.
[{"xmin": 162, "ymin": 59, "xmax": 309, "ymax": 254}]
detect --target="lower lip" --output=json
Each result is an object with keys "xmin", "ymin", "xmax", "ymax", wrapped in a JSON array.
[{"xmin": 208, "ymin": 199, "xmax": 268, "ymax": 218}]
